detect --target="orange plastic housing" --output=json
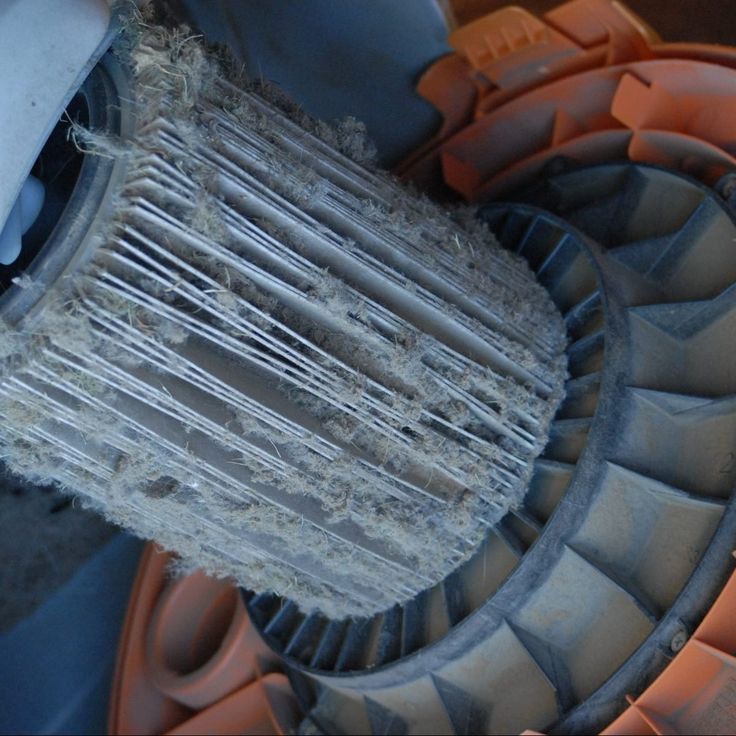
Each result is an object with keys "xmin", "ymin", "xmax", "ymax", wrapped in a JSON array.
[
  {"xmin": 440, "ymin": 58, "xmax": 736, "ymax": 199},
  {"xmin": 108, "ymin": 543, "xmax": 300, "ymax": 736},
  {"xmin": 398, "ymin": 0, "xmax": 659, "ymax": 186},
  {"xmin": 403, "ymin": 0, "xmax": 736, "ymax": 201}
]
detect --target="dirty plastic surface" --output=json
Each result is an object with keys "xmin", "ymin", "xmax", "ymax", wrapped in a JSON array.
[{"xmin": 523, "ymin": 561, "xmax": 736, "ymax": 734}]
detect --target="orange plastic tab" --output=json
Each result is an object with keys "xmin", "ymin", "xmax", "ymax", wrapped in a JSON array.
[
  {"xmin": 471, "ymin": 130, "xmax": 632, "ymax": 200},
  {"xmin": 395, "ymin": 53, "xmax": 478, "ymax": 194},
  {"xmin": 449, "ymin": 6, "xmax": 580, "ymax": 87},
  {"xmin": 544, "ymin": 0, "xmax": 659, "ymax": 61},
  {"xmin": 165, "ymin": 674, "xmax": 301, "ymax": 736},
  {"xmin": 610, "ymin": 73, "xmax": 679, "ymax": 131},
  {"xmin": 440, "ymin": 64, "xmax": 624, "ymax": 198}
]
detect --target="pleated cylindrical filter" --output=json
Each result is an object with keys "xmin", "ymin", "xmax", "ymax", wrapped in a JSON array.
[{"xmin": 0, "ymin": 27, "xmax": 567, "ymax": 617}]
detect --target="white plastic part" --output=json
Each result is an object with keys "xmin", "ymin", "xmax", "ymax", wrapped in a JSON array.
[
  {"xmin": 0, "ymin": 176, "xmax": 45, "ymax": 266},
  {"xmin": 0, "ymin": 0, "xmax": 112, "ymax": 239}
]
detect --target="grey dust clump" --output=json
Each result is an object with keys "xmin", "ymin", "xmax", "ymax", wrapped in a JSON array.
[{"xmin": 0, "ymin": 21, "xmax": 567, "ymax": 618}]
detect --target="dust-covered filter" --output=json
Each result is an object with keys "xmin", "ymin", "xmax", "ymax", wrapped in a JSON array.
[{"xmin": 0, "ymin": 21, "xmax": 566, "ymax": 617}]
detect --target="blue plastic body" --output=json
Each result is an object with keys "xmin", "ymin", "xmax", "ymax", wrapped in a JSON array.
[{"xmin": 0, "ymin": 535, "xmax": 143, "ymax": 735}]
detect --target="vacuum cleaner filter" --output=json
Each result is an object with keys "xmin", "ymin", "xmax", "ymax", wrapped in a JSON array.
[{"xmin": 0, "ymin": 24, "xmax": 566, "ymax": 616}]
